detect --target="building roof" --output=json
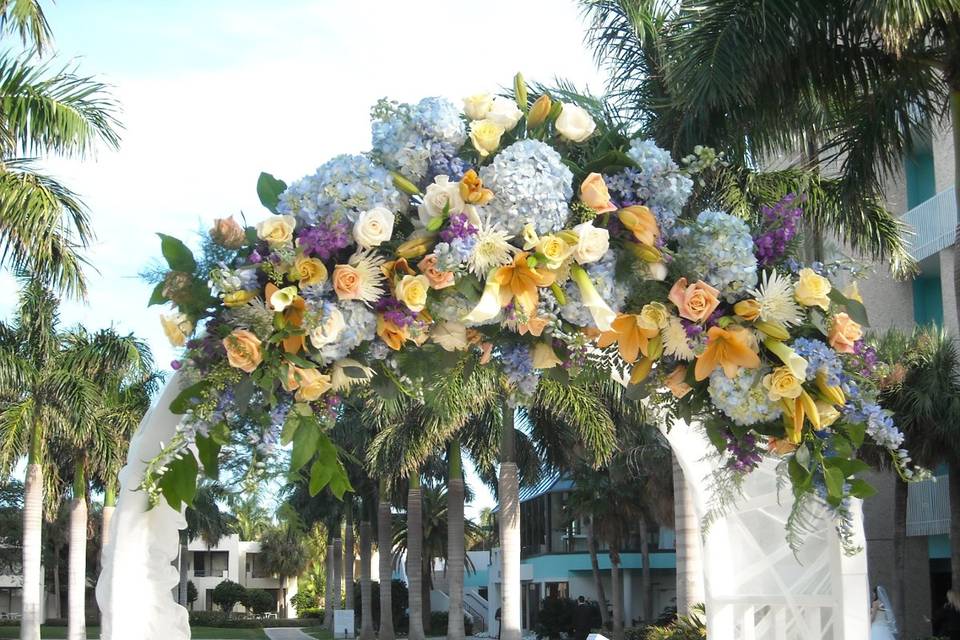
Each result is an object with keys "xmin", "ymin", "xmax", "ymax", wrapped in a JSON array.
[{"xmin": 491, "ymin": 470, "xmax": 573, "ymax": 513}]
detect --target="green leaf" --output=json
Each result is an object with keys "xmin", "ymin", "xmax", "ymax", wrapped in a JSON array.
[
  {"xmin": 309, "ymin": 458, "xmax": 335, "ymax": 496},
  {"xmin": 308, "ymin": 435, "xmax": 340, "ymax": 496},
  {"xmin": 842, "ymin": 421, "xmax": 866, "ymax": 448},
  {"xmin": 808, "ymin": 309, "xmax": 829, "ymax": 337},
  {"xmin": 794, "ymin": 444, "xmax": 811, "ymax": 470},
  {"xmin": 257, "ymin": 172, "xmax": 287, "ymax": 213},
  {"xmin": 328, "ymin": 462, "xmax": 354, "ymax": 500},
  {"xmin": 210, "ymin": 421, "xmax": 231, "ymax": 446},
  {"xmin": 195, "ymin": 434, "xmax": 221, "ymax": 478},
  {"xmin": 849, "ymin": 478, "xmax": 878, "ymax": 499},
  {"xmin": 426, "ymin": 216, "xmax": 445, "ymax": 232},
  {"xmin": 157, "ymin": 233, "xmax": 197, "ymax": 273},
  {"xmin": 148, "ymin": 282, "xmax": 168, "ymax": 306},
  {"xmin": 284, "ymin": 353, "xmax": 317, "ymax": 369},
  {"xmin": 824, "ymin": 466, "xmax": 845, "ymax": 502},
  {"xmin": 827, "ymin": 288, "xmax": 870, "ymax": 326},
  {"xmin": 343, "ymin": 366, "xmax": 369, "ymax": 379},
  {"xmin": 169, "ymin": 381, "xmax": 209, "ymax": 415},
  {"xmin": 582, "ymin": 150, "xmax": 636, "ymax": 175},
  {"xmin": 290, "ymin": 418, "xmax": 321, "ymax": 473},
  {"xmin": 280, "ymin": 414, "xmax": 301, "ymax": 446},
  {"xmin": 788, "ymin": 457, "xmax": 812, "ymax": 496},
  {"xmin": 159, "ymin": 452, "xmax": 199, "ymax": 509}
]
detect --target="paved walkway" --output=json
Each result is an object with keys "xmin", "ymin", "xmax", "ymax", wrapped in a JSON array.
[{"xmin": 264, "ymin": 629, "xmax": 314, "ymax": 640}]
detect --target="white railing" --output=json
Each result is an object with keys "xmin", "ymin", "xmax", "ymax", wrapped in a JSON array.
[
  {"xmin": 907, "ymin": 474, "xmax": 949, "ymax": 537},
  {"xmin": 902, "ymin": 187, "xmax": 957, "ymax": 262}
]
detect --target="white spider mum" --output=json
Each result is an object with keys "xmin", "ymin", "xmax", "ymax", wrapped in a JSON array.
[
  {"xmin": 467, "ymin": 222, "xmax": 516, "ymax": 277},
  {"xmin": 662, "ymin": 316, "xmax": 695, "ymax": 361},
  {"xmin": 752, "ymin": 270, "xmax": 802, "ymax": 325}
]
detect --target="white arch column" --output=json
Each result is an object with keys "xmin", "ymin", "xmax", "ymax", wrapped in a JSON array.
[{"xmin": 662, "ymin": 419, "xmax": 870, "ymax": 640}]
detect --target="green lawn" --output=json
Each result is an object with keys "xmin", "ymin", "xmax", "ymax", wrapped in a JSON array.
[
  {"xmin": 0, "ymin": 626, "xmax": 267, "ymax": 639},
  {"xmin": 302, "ymin": 629, "xmax": 332, "ymax": 640}
]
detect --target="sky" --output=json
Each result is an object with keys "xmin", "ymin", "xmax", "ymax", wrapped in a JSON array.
[{"xmin": 5, "ymin": 0, "xmax": 606, "ymax": 519}]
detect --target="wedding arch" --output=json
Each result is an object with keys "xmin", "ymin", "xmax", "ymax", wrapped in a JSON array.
[{"xmin": 100, "ymin": 76, "xmax": 912, "ymax": 639}]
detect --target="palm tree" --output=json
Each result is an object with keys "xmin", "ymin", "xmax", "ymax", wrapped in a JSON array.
[
  {"xmin": 447, "ymin": 440, "xmax": 466, "ymax": 640},
  {"xmin": 0, "ymin": 1, "xmax": 120, "ymax": 298},
  {"xmin": 259, "ymin": 512, "xmax": 310, "ymax": 619},
  {"xmin": 377, "ymin": 478, "xmax": 395, "ymax": 640},
  {"xmin": 359, "ymin": 494, "xmax": 375, "ymax": 640},
  {"xmin": 178, "ymin": 483, "xmax": 234, "ymax": 607},
  {"xmin": 344, "ymin": 498, "xmax": 355, "ymax": 624},
  {"xmin": 229, "ymin": 491, "xmax": 271, "ymax": 541},
  {"xmin": 404, "ymin": 470, "xmax": 426, "ymax": 640}
]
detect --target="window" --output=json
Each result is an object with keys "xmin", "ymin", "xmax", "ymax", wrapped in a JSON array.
[
  {"xmin": 544, "ymin": 581, "xmax": 568, "ymax": 600},
  {"xmin": 193, "ymin": 552, "xmax": 206, "ymax": 577}
]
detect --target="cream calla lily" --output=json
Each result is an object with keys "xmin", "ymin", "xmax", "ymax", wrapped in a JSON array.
[
  {"xmin": 463, "ymin": 279, "xmax": 502, "ymax": 325},
  {"xmin": 763, "ymin": 338, "xmax": 809, "ymax": 380},
  {"xmin": 269, "ymin": 285, "xmax": 299, "ymax": 312},
  {"xmin": 532, "ymin": 342, "xmax": 563, "ymax": 369},
  {"xmin": 570, "ymin": 265, "xmax": 616, "ymax": 331}
]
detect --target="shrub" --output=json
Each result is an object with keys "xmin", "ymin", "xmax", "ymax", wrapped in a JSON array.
[
  {"xmin": 244, "ymin": 588, "xmax": 276, "ymax": 616},
  {"xmin": 291, "ymin": 590, "xmax": 319, "ymax": 613},
  {"xmin": 187, "ymin": 612, "xmax": 329, "ymax": 628},
  {"xmin": 643, "ymin": 605, "xmax": 706, "ymax": 640},
  {"xmin": 211, "ymin": 580, "xmax": 248, "ymax": 615},
  {"xmin": 355, "ymin": 579, "xmax": 409, "ymax": 629},
  {"xmin": 299, "ymin": 607, "xmax": 325, "ymax": 620},
  {"xmin": 429, "ymin": 610, "xmax": 474, "ymax": 636},
  {"xmin": 535, "ymin": 597, "xmax": 577, "ymax": 640},
  {"xmin": 186, "ymin": 580, "xmax": 198, "ymax": 606}
]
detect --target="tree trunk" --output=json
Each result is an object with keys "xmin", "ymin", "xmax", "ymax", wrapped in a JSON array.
[
  {"xmin": 639, "ymin": 517, "xmax": 651, "ymax": 623},
  {"xmin": 406, "ymin": 472, "xmax": 426, "ymax": 640},
  {"xmin": 893, "ymin": 479, "xmax": 908, "ymax": 633},
  {"xmin": 672, "ymin": 453, "xmax": 704, "ymax": 614},
  {"xmin": 585, "ymin": 516, "xmax": 609, "ymax": 627},
  {"xmin": 333, "ymin": 536, "xmax": 343, "ymax": 612},
  {"xmin": 279, "ymin": 574, "xmax": 287, "ymax": 619},
  {"xmin": 950, "ymin": 463, "xmax": 960, "ymax": 591},
  {"xmin": 325, "ymin": 542, "xmax": 335, "ymax": 632},
  {"xmin": 67, "ymin": 466, "xmax": 87, "ymax": 640},
  {"xmin": 421, "ymin": 552, "xmax": 431, "ymax": 634},
  {"xmin": 360, "ymin": 499, "xmax": 375, "ymax": 640},
  {"xmin": 53, "ymin": 554, "xmax": 61, "ymax": 620},
  {"xmin": 499, "ymin": 401, "xmax": 521, "ymax": 640},
  {"xmin": 178, "ymin": 531, "xmax": 189, "ymax": 606},
  {"xmin": 345, "ymin": 502, "xmax": 355, "ymax": 615},
  {"xmin": 609, "ymin": 546, "xmax": 624, "ymax": 640},
  {"xmin": 377, "ymin": 480, "xmax": 395, "ymax": 640},
  {"xmin": 21, "ymin": 463, "xmax": 43, "ymax": 640},
  {"xmin": 101, "ymin": 481, "xmax": 116, "ymax": 565},
  {"xmin": 952, "ymin": 89, "xmax": 960, "ymax": 337},
  {"xmin": 447, "ymin": 440, "xmax": 466, "ymax": 640}
]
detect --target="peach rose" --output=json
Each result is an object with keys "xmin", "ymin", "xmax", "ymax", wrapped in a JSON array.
[
  {"xmin": 668, "ymin": 278, "xmax": 721, "ymax": 323},
  {"xmin": 828, "ymin": 312, "xmax": 862, "ymax": 354},
  {"xmin": 617, "ymin": 205, "xmax": 659, "ymax": 246},
  {"xmin": 210, "ymin": 216, "xmax": 246, "ymax": 249},
  {"xmin": 418, "ymin": 254, "xmax": 455, "ymax": 290},
  {"xmin": 665, "ymin": 365, "xmax": 692, "ymax": 399},
  {"xmin": 579, "ymin": 173, "xmax": 617, "ymax": 214},
  {"xmin": 222, "ymin": 329, "xmax": 262, "ymax": 373},
  {"xmin": 332, "ymin": 264, "xmax": 362, "ymax": 300},
  {"xmin": 295, "ymin": 368, "xmax": 332, "ymax": 402}
]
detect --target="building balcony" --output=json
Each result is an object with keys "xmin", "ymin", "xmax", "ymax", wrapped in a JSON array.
[
  {"xmin": 907, "ymin": 473, "xmax": 949, "ymax": 537},
  {"xmin": 903, "ymin": 187, "xmax": 957, "ymax": 262}
]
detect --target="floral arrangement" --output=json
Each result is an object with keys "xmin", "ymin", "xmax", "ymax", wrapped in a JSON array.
[{"xmin": 148, "ymin": 75, "xmax": 919, "ymax": 548}]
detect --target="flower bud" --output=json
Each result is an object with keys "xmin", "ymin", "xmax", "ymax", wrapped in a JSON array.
[
  {"xmin": 527, "ymin": 94, "xmax": 552, "ymax": 128},
  {"xmin": 799, "ymin": 389, "xmax": 821, "ymax": 430},
  {"xmin": 629, "ymin": 357, "xmax": 654, "ymax": 384},
  {"xmin": 815, "ymin": 371, "xmax": 846, "ymax": 406},
  {"xmin": 396, "ymin": 234, "xmax": 437, "ymax": 259},
  {"xmin": 646, "ymin": 334, "xmax": 664, "ymax": 360},
  {"xmin": 734, "ymin": 299, "xmax": 762, "ymax": 322},
  {"xmin": 550, "ymin": 282, "xmax": 567, "ymax": 306},
  {"xmin": 547, "ymin": 101, "xmax": 563, "ymax": 122},
  {"xmin": 755, "ymin": 320, "xmax": 790, "ymax": 341},
  {"xmin": 391, "ymin": 171, "xmax": 420, "ymax": 196},
  {"xmin": 210, "ymin": 216, "xmax": 246, "ymax": 249},
  {"xmin": 633, "ymin": 243, "xmax": 662, "ymax": 263},
  {"xmin": 513, "ymin": 72, "xmax": 528, "ymax": 113}
]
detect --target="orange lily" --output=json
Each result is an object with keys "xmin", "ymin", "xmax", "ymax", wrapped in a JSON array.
[
  {"xmin": 596, "ymin": 313, "xmax": 659, "ymax": 363},
  {"xmin": 694, "ymin": 325, "xmax": 761, "ymax": 381},
  {"xmin": 491, "ymin": 252, "xmax": 556, "ymax": 316},
  {"xmin": 265, "ymin": 283, "xmax": 306, "ymax": 354},
  {"xmin": 377, "ymin": 315, "xmax": 408, "ymax": 351},
  {"xmin": 517, "ymin": 312, "xmax": 549, "ymax": 337}
]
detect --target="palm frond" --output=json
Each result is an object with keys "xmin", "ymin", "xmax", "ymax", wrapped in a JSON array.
[{"xmin": 0, "ymin": 0, "xmax": 51, "ymax": 52}]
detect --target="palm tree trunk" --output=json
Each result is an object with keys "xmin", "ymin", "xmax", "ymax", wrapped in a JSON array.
[
  {"xmin": 67, "ymin": 465, "xmax": 87, "ymax": 640},
  {"xmin": 360, "ymin": 499, "xmax": 375, "ymax": 640},
  {"xmin": 333, "ymin": 535, "xmax": 343, "ymax": 612},
  {"xmin": 951, "ymin": 89, "xmax": 960, "ymax": 334},
  {"xmin": 178, "ymin": 531, "xmax": 189, "ymax": 606},
  {"xmin": 421, "ymin": 551, "xmax": 431, "ymax": 634},
  {"xmin": 345, "ymin": 502, "xmax": 355, "ymax": 615},
  {"xmin": 279, "ymin": 574, "xmax": 287, "ymax": 619},
  {"xmin": 950, "ymin": 462, "xmax": 960, "ymax": 591},
  {"xmin": 447, "ymin": 440, "xmax": 466, "ymax": 640},
  {"xmin": 609, "ymin": 545, "xmax": 624, "ymax": 640},
  {"xmin": 377, "ymin": 480, "xmax": 395, "ymax": 640},
  {"xmin": 893, "ymin": 479, "xmax": 908, "ymax": 633},
  {"xmin": 639, "ymin": 517, "xmax": 651, "ymax": 623},
  {"xmin": 53, "ymin": 553, "xmax": 61, "ymax": 620},
  {"xmin": 672, "ymin": 453, "xmax": 703, "ymax": 615},
  {"xmin": 325, "ymin": 542, "xmax": 335, "ymax": 632},
  {"xmin": 20, "ymin": 461, "xmax": 43, "ymax": 640},
  {"xmin": 499, "ymin": 401, "xmax": 521, "ymax": 640},
  {"xmin": 101, "ymin": 481, "xmax": 116, "ymax": 562},
  {"xmin": 585, "ymin": 516, "xmax": 609, "ymax": 627},
  {"xmin": 407, "ymin": 472, "xmax": 426, "ymax": 640}
]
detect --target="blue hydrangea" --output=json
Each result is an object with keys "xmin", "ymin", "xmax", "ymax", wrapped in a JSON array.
[
  {"xmin": 499, "ymin": 343, "xmax": 539, "ymax": 398},
  {"xmin": 479, "ymin": 139, "xmax": 573, "ymax": 237},
  {"xmin": 276, "ymin": 154, "xmax": 405, "ymax": 225},
  {"xmin": 371, "ymin": 97, "xmax": 466, "ymax": 183},
  {"xmin": 844, "ymin": 400, "xmax": 904, "ymax": 449},
  {"xmin": 367, "ymin": 341, "xmax": 391, "ymax": 361},
  {"xmin": 313, "ymin": 300, "xmax": 377, "ymax": 365},
  {"xmin": 605, "ymin": 139, "xmax": 693, "ymax": 235},
  {"xmin": 708, "ymin": 367, "xmax": 783, "ymax": 426},
  {"xmin": 792, "ymin": 338, "xmax": 844, "ymax": 386},
  {"xmin": 678, "ymin": 210, "xmax": 758, "ymax": 300},
  {"xmin": 559, "ymin": 252, "xmax": 628, "ymax": 327},
  {"xmin": 433, "ymin": 236, "xmax": 477, "ymax": 272}
]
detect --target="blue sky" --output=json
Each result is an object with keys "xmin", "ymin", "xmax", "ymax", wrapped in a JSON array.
[{"xmin": 6, "ymin": 0, "xmax": 605, "ymax": 518}]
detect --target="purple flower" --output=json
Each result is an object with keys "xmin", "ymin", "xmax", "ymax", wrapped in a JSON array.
[
  {"xmin": 249, "ymin": 249, "xmax": 263, "ymax": 264},
  {"xmin": 171, "ymin": 359, "xmax": 182, "ymax": 371},
  {"xmin": 375, "ymin": 297, "xmax": 418, "ymax": 328},
  {"xmin": 439, "ymin": 213, "xmax": 478, "ymax": 243},
  {"xmin": 724, "ymin": 430, "xmax": 763, "ymax": 472},
  {"xmin": 754, "ymin": 193, "xmax": 803, "ymax": 266},
  {"xmin": 297, "ymin": 221, "xmax": 352, "ymax": 260}
]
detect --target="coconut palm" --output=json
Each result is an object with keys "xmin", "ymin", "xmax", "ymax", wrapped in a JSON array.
[
  {"xmin": 0, "ymin": 1, "xmax": 120, "ymax": 298},
  {"xmin": 259, "ymin": 510, "xmax": 310, "ymax": 619},
  {"xmin": 229, "ymin": 491, "xmax": 271, "ymax": 541},
  {"xmin": 377, "ymin": 478, "xmax": 395, "ymax": 640}
]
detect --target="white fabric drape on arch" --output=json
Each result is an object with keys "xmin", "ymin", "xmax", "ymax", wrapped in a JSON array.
[{"xmin": 96, "ymin": 371, "xmax": 190, "ymax": 640}]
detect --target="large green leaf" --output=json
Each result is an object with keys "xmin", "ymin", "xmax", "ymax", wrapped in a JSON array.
[
  {"xmin": 257, "ymin": 172, "xmax": 287, "ymax": 213},
  {"xmin": 159, "ymin": 452, "xmax": 199, "ymax": 510},
  {"xmin": 148, "ymin": 282, "xmax": 168, "ymax": 306},
  {"xmin": 308, "ymin": 435, "xmax": 340, "ymax": 496},
  {"xmin": 827, "ymin": 288, "xmax": 870, "ymax": 326},
  {"xmin": 157, "ymin": 233, "xmax": 196, "ymax": 273},
  {"xmin": 195, "ymin": 434, "xmax": 221, "ymax": 479},
  {"xmin": 169, "ymin": 381, "xmax": 210, "ymax": 415},
  {"xmin": 290, "ymin": 417, "xmax": 320, "ymax": 473}
]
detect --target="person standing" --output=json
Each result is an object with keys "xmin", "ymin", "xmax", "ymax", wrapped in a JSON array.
[
  {"xmin": 573, "ymin": 596, "xmax": 592, "ymax": 640},
  {"xmin": 933, "ymin": 590, "xmax": 960, "ymax": 639}
]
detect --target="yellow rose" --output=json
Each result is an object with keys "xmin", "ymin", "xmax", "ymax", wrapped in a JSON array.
[
  {"xmin": 639, "ymin": 302, "xmax": 669, "ymax": 330},
  {"xmin": 762, "ymin": 366, "xmax": 804, "ymax": 402},
  {"xmin": 256, "ymin": 215, "xmax": 296, "ymax": 246},
  {"xmin": 734, "ymin": 299, "xmax": 762, "ymax": 322},
  {"xmin": 223, "ymin": 290, "xmax": 257, "ymax": 307},
  {"xmin": 222, "ymin": 329, "xmax": 263, "ymax": 373},
  {"xmin": 469, "ymin": 119, "xmax": 505, "ymax": 157},
  {"xmin": 160, "ymin": 313, "xmax": 192, "ymax": 347},
  {"xmin": 537, "ymin": 235, "xmax": 573, "ymax": 268},
  {"xmin": 395, "ymin": 274, "xmax": 430, "ymax": 312},
  {"xmin": 794, "ymin": 268, "xmax": 832, "ymax": 310},
  {"xmin": 828, "ymin": 312, "xmax": 862, "ymax": 354},
  {"xmin": 294, "ymin": 368, "xmax": 332, "ymax": 402},
  {"xmin": 294, "ymin": 256, "xmax": 328, "ymax": 287}
]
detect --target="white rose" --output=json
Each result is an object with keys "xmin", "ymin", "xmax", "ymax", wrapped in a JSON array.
[
  {"xmin": 430, "ymin": 321, "xmax": 468, "ymax": 351},
  {"xmin": 572, "ymin": 222, "xmax": 609, "ymax": 264},
  {"xmin": 353, "ymin": 207, "xmax": 395, "ymax": 248},
  {"xmin": 648, "ymin": 262, "xmax": 668, "ymax": 281},
  {"xmin": 309, "ymin": 306, "xmax": 346, "ymax": 348},
  {"xmin": 555, "ymin": 103, "xmax": 596, "ymax": 143},
  {"xmin": 417, "ymin": 175, "xmax": 466, "ymax": 227},
  {"xmin": 256, "ymin": 214, "xmax": 296, "ymax": 246},
  {"xmin": 463, "ymin": 93, "xmax": 493, "ymax": 120},
  {"xmin": 486, "ymin": 96, "xmax": 523, "ymax": 131}
]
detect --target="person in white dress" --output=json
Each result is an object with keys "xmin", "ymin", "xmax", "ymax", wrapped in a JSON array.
[{"xmin": 870, "ymin": 586, "xmax": 897, "ymax": 640}]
